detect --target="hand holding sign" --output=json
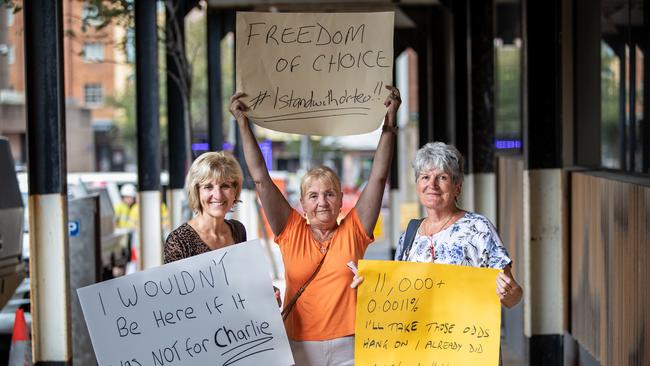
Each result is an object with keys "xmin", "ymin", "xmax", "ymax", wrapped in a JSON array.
[
  {"xmin": 236, "ymin": 12, "xmax": 394, "ymax": 136},
  {"xmin": 77, "ymin": 240, "xmax": 293, "ymax": 366},
  {"xmin": 355, "ymin": 260, "xmax": 502, "ymax": 366}
]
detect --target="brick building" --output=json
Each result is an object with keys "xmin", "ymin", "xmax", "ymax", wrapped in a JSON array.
[{"xmin": 0, "ymin": 1, "xmax": 131, "ymax": 171}]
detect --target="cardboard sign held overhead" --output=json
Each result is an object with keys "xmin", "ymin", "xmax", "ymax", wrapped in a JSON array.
[
  {"xmin": 77, "ymin": 240, "xmax": 293, "ymax": 366},
  {"xmin": 355, "ymin": 260, "xmax": 502, "ymax": 366},
  {"xmin": 236, "ymin": 12, "xmax": 394, "ymax": 136}
]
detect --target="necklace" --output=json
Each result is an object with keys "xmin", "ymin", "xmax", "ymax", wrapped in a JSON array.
[
  {"xmin": 424, "ymin": 212, "xmax": 455, "ymax": 237},
  {"xmin": 313, "ymin": 230, "xmax": 335, "ymax": 254}
]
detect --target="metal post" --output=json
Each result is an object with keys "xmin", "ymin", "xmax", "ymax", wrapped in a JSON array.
[
  {"xmin": 432, "ymin": 6, "xmax": 454, "ymax": 143},
  {"xmin": 452, "ymin": 0, "xmax": 471, "ymax": 164},
  {"xmin": 638, "ymin": 0, "xmax": 650, "ymax": 173},
  {"xmin": 521, "ymin": 0, "xmax": 564, "ymax": 361},
  {"xmin": 417, "ymin": 7, "xmax": 434, "ymax": 148},
  {"xmin": 467, "ymin": 0, "xmax": 497, "ymax": 222},
  {"xmin": 135, "ymin": 0, "xmax": 162, "ymax": 269},
  {"xmin": 208, "ymin": 8, "xmax": 225, "ymax": 152},
  {"xmin": 166, "ymin": 0, "xmax": 190, "ymax": 231},
  {"xmin": 469, "ymin": 0, "xmax": 496, "ymax": 175},
  {"xmin": 24, "ymin": 0, "xmax": 72, "ymax": 363}
]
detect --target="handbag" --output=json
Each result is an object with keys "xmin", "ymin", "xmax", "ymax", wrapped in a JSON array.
[
  {"xmin": 397, "ymin": 218, "xmax": 424, "ymax": 261},
  {"xmin": 280, "ymin": 250, "xmax": 329, "ymax": 321}
]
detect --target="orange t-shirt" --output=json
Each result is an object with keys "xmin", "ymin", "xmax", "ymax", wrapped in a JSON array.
[{"xmin": 275, "ymin": 208, "xmax": 373, "ymax": 341}]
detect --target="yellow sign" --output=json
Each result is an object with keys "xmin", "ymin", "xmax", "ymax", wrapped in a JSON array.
[{"xmin": 355, "ymin": 260, "xmax": 501, "ymax": 366}]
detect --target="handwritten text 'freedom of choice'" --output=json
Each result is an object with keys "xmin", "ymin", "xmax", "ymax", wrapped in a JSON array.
[{"xmin": 236, "ymin": 12, "xmax": 394, "ymax": 135}]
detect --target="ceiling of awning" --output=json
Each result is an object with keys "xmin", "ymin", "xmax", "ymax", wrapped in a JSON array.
[
  {"xmin": 206, "ymin": 0, "xmax": 441, "ymax": 28},
  {"xmin": 207, "ymin": 0, "xmax": 439, "ymax": 7}
]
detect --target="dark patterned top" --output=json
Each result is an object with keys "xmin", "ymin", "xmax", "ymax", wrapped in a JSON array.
[{"xmin": 164, "ymin": 220, "xmax": 247, "ymax": 263}]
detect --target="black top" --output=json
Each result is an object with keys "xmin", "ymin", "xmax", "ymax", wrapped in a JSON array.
[{"xmin": 163, "ymin": 220, "xmax": 247, "ymax": 263}]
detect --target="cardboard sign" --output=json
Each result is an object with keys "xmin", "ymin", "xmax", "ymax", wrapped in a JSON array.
[
  {"xmin": 355, "ymin": 260, "xmax": 501, "ymax": 366},
  {"xmin": 77, "ymin": 240, "xmax": 294, "ymax": 366},
  {"xmin": 236, "ymin": 12, "xmax": 394, "ymax": 136}
]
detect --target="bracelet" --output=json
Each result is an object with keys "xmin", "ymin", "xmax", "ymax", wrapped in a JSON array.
[{"xmin": 382, "ymin": 125, "xmax": 399, "ymax": 133}]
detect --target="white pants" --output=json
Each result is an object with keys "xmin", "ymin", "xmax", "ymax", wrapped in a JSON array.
[{"xmin": 289, "ymin": 336, "xmax": 355, "ymax": 366}]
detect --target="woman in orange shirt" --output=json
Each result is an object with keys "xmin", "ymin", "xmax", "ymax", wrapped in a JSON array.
[{"xmin": 230, "ymin": 86, "xmax": 401, "ymax": 366}]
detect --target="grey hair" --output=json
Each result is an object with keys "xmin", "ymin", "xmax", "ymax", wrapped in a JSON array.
[{"xmin": 413, "ymin": 142, "xmax": 465, "ymax": 184}]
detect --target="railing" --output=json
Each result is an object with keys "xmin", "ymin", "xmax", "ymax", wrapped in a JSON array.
[{"xmin": 570, "ymin": 171, "xmax": 650, "ymax": 365}]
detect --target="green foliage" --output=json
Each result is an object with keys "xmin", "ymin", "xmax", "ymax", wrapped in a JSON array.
[
  {"xmin": 0, "ymin": 0, "xmax": 21, "ymax": 13},
  {"xmin": 495, "ymin": 45, "xmax": 522, "ymax": 140},
  {"xmin": 105, "ymin": 81, "xmax": 136, "ymax": 157},
  {"xmin": 186, "ymin": 11, "xmax": 207, "ymax": 133},
  {"xmin": 601, "ymin": 42, "xmax": 621, "ymax": 167}
]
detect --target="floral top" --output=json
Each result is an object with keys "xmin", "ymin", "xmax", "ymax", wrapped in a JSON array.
[{"xmin": 394, "ymin": 212, "xmax": 512, "ymax": 269}]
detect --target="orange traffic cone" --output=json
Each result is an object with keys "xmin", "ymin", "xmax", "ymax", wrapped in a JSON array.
[
  {"xmin": 125, "ymin": 246, "xmax": 138, "ymax": 275},
  {"xmin": 8, "ymin": 308, "xmax": 32, "ymax": 366}
]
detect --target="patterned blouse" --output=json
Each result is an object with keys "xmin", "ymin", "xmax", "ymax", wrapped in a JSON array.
[
  {"xmin": 394, "ymin": 212, "xmax": 511, "ymax": 269},
  {"xmin": 164, "ymin": 220, "xmax": 247, "ymax": 263}
]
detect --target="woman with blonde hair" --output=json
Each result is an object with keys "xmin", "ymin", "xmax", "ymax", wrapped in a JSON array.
[
  {"xmin": 164, "ymin": 151, "xmax": 246, "ymax": 263},
  {"xmin": 230, "ymin": 86, "xmax": 401, "ymax": 366}
]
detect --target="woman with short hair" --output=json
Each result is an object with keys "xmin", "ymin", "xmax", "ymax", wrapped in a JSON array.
[
  {"xmin": 163, "ymin": 151, "xmax": 246, "ymax": 263},
  {"xmin": 395, "ymin": 142, "xmax": 522, "ymax": 308},
  {"xmin": 230, "ymin": 86, "xmax": 401, "ymax": 366}
]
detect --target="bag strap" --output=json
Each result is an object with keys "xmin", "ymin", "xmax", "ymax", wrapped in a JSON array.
[
  {"xmin": 281, "ymin": 250, "xmax": 329, "ymax": 321},
  {"xmin": 398, "ymin": 218, "xmax": 424, "ymax": 261}
]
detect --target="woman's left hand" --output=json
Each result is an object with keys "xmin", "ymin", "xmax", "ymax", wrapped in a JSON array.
[
  {"xmin": 273, "ymin": 286, "xmax": 282, "ymax": 307},
  {"xmin": 383, "ymin": 85, "xmax": 401, "ymax": 127},
  {"xmin": 496, "ymin": 266, "xmax": 523, "ymax": 308}
]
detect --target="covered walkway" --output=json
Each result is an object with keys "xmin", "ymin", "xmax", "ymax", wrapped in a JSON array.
[{"xmin": 7, "ymin": 0, "xmax": 650, "ymax": 365}]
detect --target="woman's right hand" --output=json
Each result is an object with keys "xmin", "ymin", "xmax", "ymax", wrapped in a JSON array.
[
  {"xmin": 347, "ymin": 261, "xmax": 364, "ymax": 289},
  {"xmin": 229, "ymin": 92, "xmax": 248, "ymax": 123}
]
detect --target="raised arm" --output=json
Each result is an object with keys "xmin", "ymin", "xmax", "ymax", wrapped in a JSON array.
[
  {"xmin": 355, "ymin": 86, "xmax": 401, "ymax": 236},
  {"xmin": 229, "ymin": 93, "xmax": 292, "ymax": 236}
]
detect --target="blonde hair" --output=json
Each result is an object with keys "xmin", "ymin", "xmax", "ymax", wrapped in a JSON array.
[
  {"xmin": 186, "ymin": 151, "xmax": 243, "ymax": 214},
  {"xmin": 300, "ymin": 166, "xmax": 342, "ymax": 199}
]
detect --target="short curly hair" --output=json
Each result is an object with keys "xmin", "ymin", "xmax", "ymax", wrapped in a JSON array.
[
  {"xmin": 186, "ymin": 151, "xmax": 243, "ymax": 214},
  {"xmin": 300, "ymin": 166, "xmax": 342, "ymax": 199},
  {"xmin": 413, "ymin": 142, "xmax": 465, "ymax": 184}
]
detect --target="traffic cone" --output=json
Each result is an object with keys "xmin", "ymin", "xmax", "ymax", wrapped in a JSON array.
[
  {"xmin": 8, "ymin": 308, "xmax": 32, "ymax": 366},
  {"xmin": 125, "ymin": 246, "xmax": 138, "ymax": 275}
]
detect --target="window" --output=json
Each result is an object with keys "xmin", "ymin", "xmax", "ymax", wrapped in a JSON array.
[
  {"xmin": 126, "ymin": 27, "xmax": 135, "ymax": 64},
  {"xmin": 495, "ymin": 38, "xmax": 522, "ymax": 150},
  {"xmin": 494, "ymin": 0, "xmax": 522, "ymax": 151},
  {"xmin": 83, "ymin": 42, "xmax": 104, "ymax": 62},
  {"xmin": 6, "ymin": 8, "xmax": 13, "ymax": 26},
  {"xmin": 600, "ymin": 1, "xmax": 647, "ymax": 173},
  {"xmin": 82, "ymin": 4, "xmax": 103, "ymax": 26},
  {"xmin": 7, "ymin": 45, "xmax": 14, "ymax": 65},
  {"xmin": 601, "ymin": 42, "xmax": 621, "ymax": 168},
  {"xmin": 84, "ymin": 83, "xmax": 103, "ymax": 106}
]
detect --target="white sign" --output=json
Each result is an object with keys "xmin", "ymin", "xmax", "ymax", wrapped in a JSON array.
[
  {"xmin": 78, "ymin": 240, "xmax": 294, "ymax": 366},
  {"xmin": 236, "ymin": 11, "xmax": 394, "ymax": 136}
]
